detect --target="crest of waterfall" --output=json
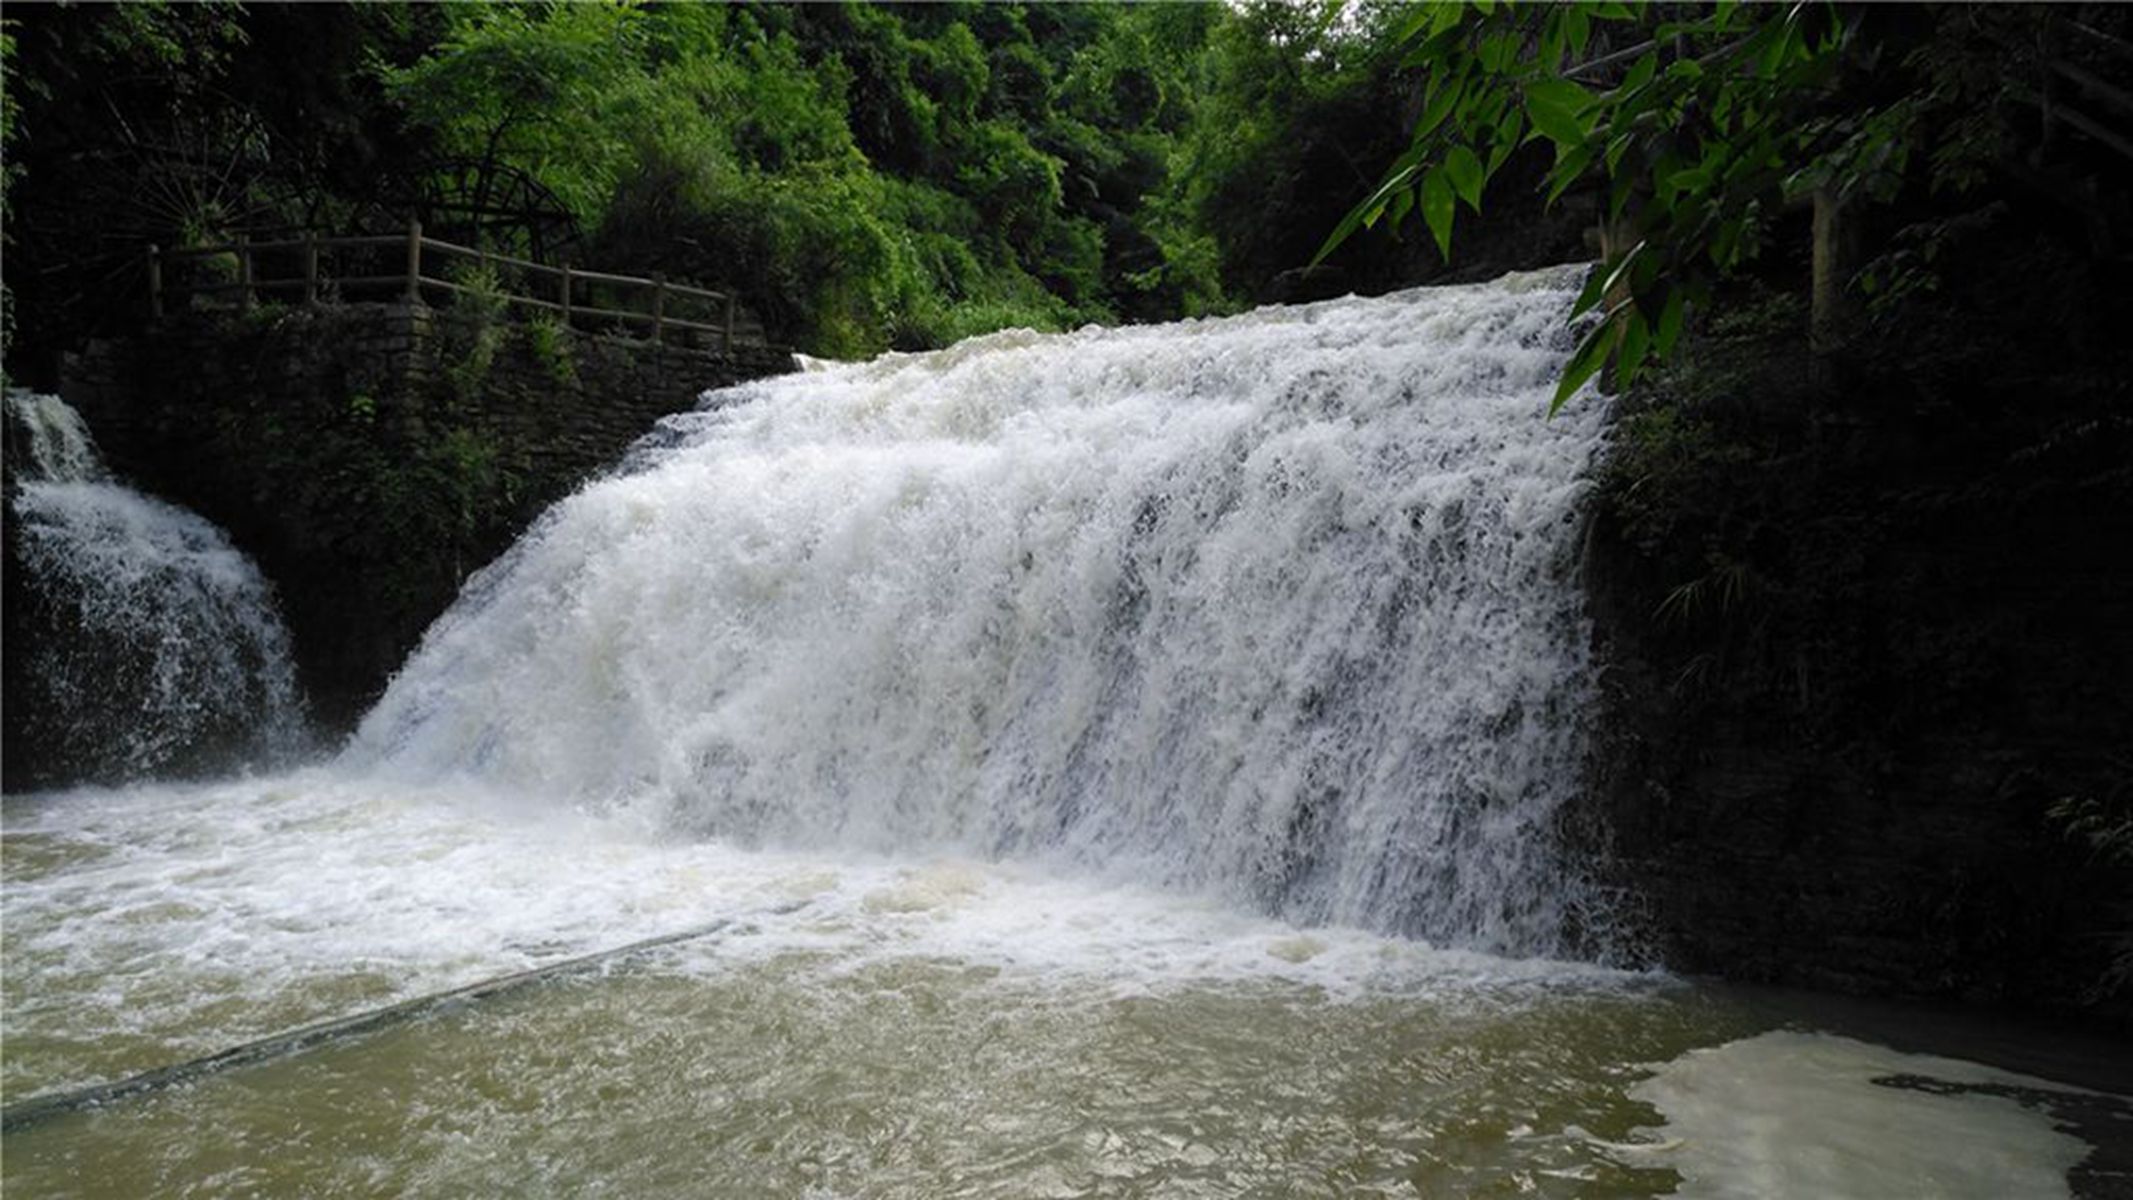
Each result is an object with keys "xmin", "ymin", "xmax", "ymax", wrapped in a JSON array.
[
  {"xmin": 352, "ymin": 266, "xmax": 1613, "ymax": 955},
  {"xmin": 8, "ymin": 391, "xmax": 105, "ymax": 483},
  {"xmin": 5, "ymin": 390, "xmax": 307, "ymax": 784}
]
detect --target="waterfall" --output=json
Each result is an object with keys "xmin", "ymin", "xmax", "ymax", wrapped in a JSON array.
[
  {"xmin": 352, "ymin": 266, "xmax": 1612, "ymax": 955},
  {"xmin": 4, "ymin": 391, "xmax": 307, "ymax": 786}
]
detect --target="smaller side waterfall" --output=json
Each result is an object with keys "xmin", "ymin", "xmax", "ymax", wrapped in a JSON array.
[{"xmin": 4, "ymin": 391, "xmax": 307, "ymax": 788}]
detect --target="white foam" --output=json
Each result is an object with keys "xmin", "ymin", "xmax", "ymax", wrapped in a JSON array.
[
  {"xmin": 1626, "ymin": 1030, "xmax": 2097, "ymax": 1199},
  {"xmin": 348, "ymin": 266, "xmax": 1613, "ymax": 954},
  {"xmin": 4, "ymin": 769, "xmax": 1644, "ymax": 1094}
]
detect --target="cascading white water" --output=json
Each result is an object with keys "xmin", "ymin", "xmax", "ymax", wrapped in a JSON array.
[
  {"xmin": 5, "ymin": 390, "xmax": 307, "ymax": 782},
  {"xmin": 351, "ymin": 266, "xmax": 1611, "ymax": 954}
]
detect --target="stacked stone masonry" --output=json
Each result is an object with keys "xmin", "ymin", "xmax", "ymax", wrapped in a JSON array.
[{"xmin": 62, "ymin": 302, "xmax": 795, "ymax": 728}]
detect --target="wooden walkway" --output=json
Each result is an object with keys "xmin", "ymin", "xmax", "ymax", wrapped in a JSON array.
[{"xmin": 148, "ymin": 221, "xmax": 754, "ymax": 350}]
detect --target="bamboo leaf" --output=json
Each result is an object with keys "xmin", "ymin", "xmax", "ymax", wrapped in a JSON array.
[
  {"xmin": 1524, "ymin": 76, "xmax": 1596, "ymax": 146},
  {"xmin": 1405, "ymin": 24, "xmax": 1470, "ymax": 68},
  {"xmin": 1445, "ymin": 144, "xmax": 1485, "ymax": 211},
  {"xmin": 1312, "ymin": 160, "xmax": 1420, "ymax": 265},
  {"xmin": 1760, "ymin": 17, "xmax": 1797, "ymax": 76},
  {"xmin": 1546, "ymin": 142, "xmax": 1594, "ymax": 204},
  {"xmin": 1480, "ymin": 32, "xmax": 1516, "ymax": 72},
  {"xmin": 1666, "ymin": 163, "xmax": 1711, "ymax": 195},
  {"xmin": 1411, "ymin": 72, "xmax": 1463, "ymax": 142},
  {"xmin": 1488, "ymin": 106, "xmax": 1525, "ymax": 177},
  {"xmin": 1392, "ymin": 3, "xmax": 1435, "ymax": 45},
  {"xmin": 1614, "ymin": 308, "xmax": 1651, "ymax": 390},
  {"xmin": 1581, "ymin": 241, "xmax": 1645, "ymax": 315},
  {"xmin": 1654, "ymin": 287, "xmax": 1686, "ymax": 359},
  {"xmin": 1551, "ymin": 317, "xmax": 1612, "ymax": 414},
  {"xmin": 1572, "ymin": 260, "xmax": 1609, "ymax": 317},
  {"xmin": 1421, "ymin": 166, "xmax": 1457, "ymax": 260},
  {"xmin": 1621, "ymin": 50, "xmax": 1657, "ymax": 95}
]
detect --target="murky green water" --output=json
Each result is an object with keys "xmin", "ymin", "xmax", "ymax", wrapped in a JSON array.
[
  {"xmin": 4, "ymin": 777, "xmax": 2124, "ymax": 1198},
  {"xmin": 8, "ymin": 964, "xmax": 1726, "ymax": 1197}
]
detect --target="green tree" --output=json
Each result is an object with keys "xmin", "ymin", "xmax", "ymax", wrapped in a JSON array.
[
  {"xmin": 1185, "ymin": 0, "xmax": 1418, "ymax": 300},
  {"xmin": 381, "ymin": 3, "xmax": 651, "ymax": 225}
]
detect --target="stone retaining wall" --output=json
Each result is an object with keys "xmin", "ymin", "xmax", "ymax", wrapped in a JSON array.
[{"xmin": 61, "ymin": 302, "xmax": 795, "ymax": 728}]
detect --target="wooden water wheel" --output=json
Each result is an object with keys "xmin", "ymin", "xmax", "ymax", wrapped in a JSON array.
[{"xmin": 392, "ymin": 158, "xmax": 582, "ymax": 263}]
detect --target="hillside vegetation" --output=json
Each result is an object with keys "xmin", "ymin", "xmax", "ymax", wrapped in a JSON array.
[{"xmin": 4, "ymin": 1, "xmax": 1445, "ymax": 368}]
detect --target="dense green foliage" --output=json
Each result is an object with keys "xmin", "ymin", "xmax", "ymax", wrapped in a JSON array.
[
  {"xmin": 1181, "ymin": 2, "xmax": 1414, "ymax": 300},
  {"xmin": 0, "ymin": 0, "xmax": 1593, "ymax": 370},
  {"xmin": 380, "ymin": 3, "xmax": 1141, "ymax": 354},
  {"xmin": 4, "ymin": 2, "xmax": 1301, "ymax": 364},
  {"xmin": 11, "ymin": 1, "xmax": 2125, "ymax": 375}
]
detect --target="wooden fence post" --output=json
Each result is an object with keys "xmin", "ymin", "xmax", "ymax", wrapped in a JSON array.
[
  {"xmin": 405, "ymin": 218, "xmax": 423, "ymax": 304},
  {"xmin": 237, "ymin": 233, "xmax": 254, "ymax": 311},
  {"xmin": 722, "ymin": 293, "xmax": 736, "ymax": 353},
  {"xmin": 560, "ymin": 264, "xmax": 573, "ymax": 329},
  {"xmin": 303, "ymin": 232, "xmax": 319, "ymax": 307},
  {"xmin": 652, "ymin": 274, "xmax": 666, "ymax": 343},
  {"xmin": 148, "ymin": 244, "xmax": 164, "ymax": 319}
]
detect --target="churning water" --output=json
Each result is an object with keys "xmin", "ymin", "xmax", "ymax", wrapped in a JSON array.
[
  {"xmin": 4, "ymin": 391, "xmax": 306, "ymax": 783},
  {"xmin": 4, "ymin": 273, "xmax": 2122, "ymax": 1196},
  {"xmin": 353, "ymin": 264, "xmax": 1611, "ymax": 955}
]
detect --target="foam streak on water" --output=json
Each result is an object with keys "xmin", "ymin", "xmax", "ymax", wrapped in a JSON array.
[
  {"xmin": 352, "ymin": 267, "xmax": 1611, "ymax": 953},
  {"xmin": 1628, "ymin": 1031, "xmax": 2097, "ymax": 1199}
]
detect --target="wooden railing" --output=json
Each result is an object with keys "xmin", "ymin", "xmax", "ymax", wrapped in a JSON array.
[{"xmin": 149, "ymin": 220, "xmax": 742, "ymax": 351}]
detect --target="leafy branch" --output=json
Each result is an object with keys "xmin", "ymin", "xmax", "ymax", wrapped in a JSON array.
[{"xmin": 1317, "ymin": 1, "xmax": 1910, "ymax": 412}]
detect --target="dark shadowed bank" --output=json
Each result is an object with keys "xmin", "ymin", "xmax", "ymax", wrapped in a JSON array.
[{"xmin": 1578, "ymin": 225, "xmax": 2133, "ymax": 1019}]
